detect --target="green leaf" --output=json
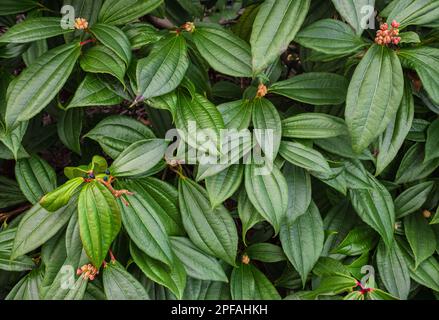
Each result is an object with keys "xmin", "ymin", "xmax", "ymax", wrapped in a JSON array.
[
  {"xmin": 85, "ymin": 115, "xmax": 155, "ymax": 159},
  {"xmin": 395, "ymin": 143, "xmax": 439, "ymax": 184},
  {"xmin": 110, "ymin": 139, "xmax": 168, "ymax": 177},
  {"xmin": 244, "ymin": 164, "xmax": 288, "ymax": 235},
  {"xmin": 130, "ymin": 242, "xmax": 186, "ymax": 299},
  {"xmin": 78, "ymin": 181, "xmax": 121, "ymax": 267},
  {"xmin": 99, "ymin": 0, "xmax": 163, "ymax": 25},
  {"xmin": 283, "ymin": 163, "xmax": 312, "ymax": 222},
  {"xmin": 5, "ymin": 42, "xmax": 81, "ymax": 129},
  {"xmin": 206, "ymin": 165, "xmax": 243, "ymax": 208},
  {"xmin": 217, "ymin": 100, "xmax": 252, "ymax": 130},
  {"xmin": 136, "ymin": 35, "xmax": 189, "ymax": 99},
  {"xmin": 5, "ymin": 269, "xmax": 43, "ymax": 300},
  {"xmin": 250, "ymin": 0, "xmax": 311, "ymax": 74},
  {"xmin": 0, "ymin": 250, "xmax": 34, "ymax": 272},
  {"xmin": 170, "ymin": 236, "xmax": 228, "ymax": 282},
  {"xmin": 331, "ymin": 0, "xmax": 375, "ymax": 35},
  {"xmin": 12, "ymin": 202, "xmax": 75, "ymax": 259},
  {"xmin": 404, "ymin": 212, "xmax": 437, "ymax": 268},
  {"xmin": 15, "ymin": 154, "xmax": 57, "ymax": 204},
  {"xmin": 57, "ymin": 108, "xmax": 83, "ymax": 155},
  {"xmin": 425, "ymin": 118, "xmax": 439, "ymax": 162},
  {"xmin": 67, "ymin": 74, "xmax": 123, "ymax": 110},
  {"xmin": 0, "ymin": 0, "xmax": 38, "ymax": 15},
  {"xmin": 385, "ymin": 0, "xmax": 439, "ymax": 28},
  {"xmin": 0, "ymin": 121, "xmax": 28, "ymax": 159},
  {"xmin": 280, "ymin": 201, "xmax": 324, "ymax": 286},
  {"xmin": 23, "ymin": 39, "xmax": 48, "ymax": 67},
  {"xmin": 333, "ymin": 226, "xmax": 377, "ymax": 256},
  {"xmin": 230, "ymin": 263, "xmax": 281, "ymax": 300},
  {"xmin": 40, "ymin": 177, "xmax": 83, "ymax": 212},
  {"xmin": 282, "ymin": 113, "xmax": 347, "ymax": 139},
  {"xmin": 116, "ymin": 179, "xmax": 175, "ymax": 267},
  {"xmin": 376, "ymin": 79, "xmax": 414, "ymax": 175},
  {"xmin": 103, "ymin": 260, "xmax": 150, "ymax": 300},
  {"xmin": 192, "ymin": 25, "xmax": 252, "ymax": 77},
  {"xmin": 310, "ymin": 274, "xmax": 357, "ymax": 298},
  {"xmin": 0, "ymin": 176, "xmax": 27, "ymax": 209},
  {"xmin": 376, "ymin": 240, "xmax": 410, "ymax": 300},
  {"xmin": 395, "ymin": 181, "xmax": 434, "ymax": 219},
  {"xmin": 345, "ymin": 44, "xmax": 404, "ymax": 153},
  {"xmin": 246, "ymin": 243, "xmax": 286, "ymax": 263},
  {"xmin": 237, "ymin": 190, "xmax": 264, "ymax": 244},
  {"xmin": 0, "ymin": 17, "xmax": 73, "ymax": 43},
  {"xmin": 90, "ymin": 23, "xmax": 132, "ymax": 67},
  {"xmin": 123, "ymin": 22, "xmax": 163, "ymax": 49},
  {"xmin": 398, "ymin": 47, "xmax": 439, "ymax": 105},
  {"xmin": 178, "ymin": 178, "xmax": 238, "ymax": 266},
  {"xmin": 279, "ymin": 140, "xmax": 332, "ymax": 175},
  {"xmin": 80, "ymin": 45, "xmax": 126, "ymax": 85},
  {"xmin": 295, "ymin": 19, "xmax": 366, "ymax": 56}
]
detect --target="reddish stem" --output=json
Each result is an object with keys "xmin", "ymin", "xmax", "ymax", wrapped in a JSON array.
[
  {"xmin": 80, "ymin": 38, "xmax": 96, "ymax": 46},
  {"xmin": 109, "ymin": 250, "xmax": 116, "ymax": 262}
]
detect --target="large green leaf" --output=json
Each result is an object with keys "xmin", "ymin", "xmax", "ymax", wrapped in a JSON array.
[
  {"xmin": 0, "ymin": 250, "xmax": 34, "ymax": 272},
  {"xmin": 103, "ymin": 260, "xmax": 150, "ymax": 300},
  {"xmin": 230, "ymin": 263, "xmax": 281, "ymax": 300},
  {"xmin": 192, "ymin": 25, "xmax": 252, "ymax": 77},
  {"xmin": 15, "ymin": 154, "xmax": 57, "ymax": 204},
  {"xmin": 98, "ymin": 0, "xmax": 163, "ymax": 25},
  {"xmin": 425, "ymin": 118, "xmax": 439, "ymax": 163},
  {"xmin": 5, "ymin": 42, "xmax": 81, "ymax": 129},
  {"xmin": 136, "ymin": 35, "xmax": 189, "ymax": 100},
  {"xmin": 178, "ymin": 178, "xmax": 238, "ymax": 266},
  {"xmin": 385, "ymin": 0, "xmax": 439, "ymax": 28},
  {"xmin": 57, "ymin": 108, "xmax": 83, "ymax": 155},
  {"xmin": 217, "ymin": 100, "xmax": 252, "ymax": 130},
  {"xmin": 282, "ymin": 113, "xmax": 347, "ymax": 139},
  {"xmin": 12, "ymin": 202, "xmax": 75, "ymax": 259},
  {"xmin": 116, "ymin": 179, "xmax": 174, "ymax": 267},
  {"xmin": 110, "ymin": 139, "xmax": 168, "ymax": 177},
  {"xmin": 244, "ymin": 164, "xmax": 288, "ymax": 234},
  {"xmin": 206, "ymin": 165, "xmax": 243, "ymax": 208},
  {"xmin": 283, "ymin": 163, "xmax": 311, "ymax": 222},
  {"xmin": 376, "ymin": 79, "xmax": 414, "ymax": 175},
  {"xmin": 250, "ymin": 0, "xmax": 311, "ymax": 74},
  {"xmin": 394, "ymin": 181, "xmax": 434, "ymax": 219},
  {"xmin": 78, "ymin": 181, "xmax": 121, "ymax": 267},
  {"xmin": 331, "ymin": 0, "xmax": 375, "ymax": 35},
  {"xmin": 0, "ymin": 0, "xmax": 38, "ymax": 15},
  {"xmin": 280, "ymin": 201, "xmax": 324, "ymax": 286},
  {"xmin": 85, "ymin": 115, "xmax": 155, "ymax": 159},
  {"xmin": 345, "ymin": 44, "xmax": 404, "ymax": 153},
  {"xmin": 295, "ymin": 19, "xmax": 366, "ymax": 55},
  {"xmin": 5, "ymin": 269, "xmax": 43, "ymax": 300},
  {"xmin": 0, "ymin": 18, "xmax": 73, "ymax": 43}
]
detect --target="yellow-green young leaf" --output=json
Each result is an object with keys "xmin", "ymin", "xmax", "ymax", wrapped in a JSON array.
[
  {"xmin": 178, "ymin": 178, "xmax": 238, "ymax": 266},
  {"xmin": 67, "ymin": 74, "xmax": 123, "ymax": 110},
  {"xmin": 280, "ymin": 201, "xmax": 324, "ymax": 286},
  {"xmin": 0, "ymin": 17, "xmax": 73, "ymax": 43},
  {"xmin": 394, "ymin": 181, "xmax": 434, "ymax": 219},
  {"xmin": 0, "ymin": 0, "xmax": 38, "ymax": 15},
  {"xmin": 130, "ymin": 242, "xmax": 186, "ymax": 299},
  {"xmin": 110, "ymin": 139, "xmax": 168, "ymax": 177},
  {"xmin": 192, "ymin": 25, "xmax": 252, "ymax": 77},
  {"xmin": 250, "ymin": 0, "xmax": 310, "ymax": 74},
  {"xmin": 90, "ymin": 23, "xmax": 132, "ymax": 67},
  {"xmin": 40, "ymin": 177, "xmax": 83, "ymax": 212},
  {"xmin": 279, "ymin": 141, "xmax": 332, "ymax": 175},
  {"xmin": 12, "ymin": 202, "xmax": 76, "ymax": 259},
  {"xmin": 136, "ymin": 35, "xmax": 189, "ymax": 99},
  {"xmin": 237, "ymin": 190, "xmax": 264, "ymax": 244},
  {"xmin": 15, "ymin": 154, "xmax": 57, "ymax": 204},
  {"xmin": 98, "ymin": 0, "xmax": 163, "ymax": 26},
  {"xmin": 57, "ymin": 108, "xmax": 83, "ymax": 155},
  {"xmin": 78, "ymin": 181, "xmax": 121, "ymax": 267},
  {"xmin": 103, "ymin": 260, "xmax": 150, "ymax": 300},
  {"xmin": 5, "ymin": 42, "xmax": 81, "ymax": 129},
  {"xmin": 282, "ymin": 113, "xmax": 347, "ymax": 139},
  {"xmin": 345, "ymin": 45, "xmax": 404, "ymax": 153},
  {"xmin": 85, "ymin": 115, "xmax": 155, "ymax": 159},
  {"xmin": 170, "ymin": 236, "xmax": 228, "ymax": 283},
  {"xmin": 404, "ymin": 212, "xmax": 437, "ymax": 268},
  {"xmin": 385, "ymin": 0, "xmax": 439, "ymax": 28},
  {"xmin": 295, "ymin": 19, "xmax": 367, "ymax": 56},
  {"xmin": 331, "ymin": 0, "xmax": 375, "ymax": 35},
  {"xmin": 230, "ymin": 263, "xmax": 281, "ymax": 300},
  {"xmin": 116, "ymin": 180, "xmax": 175, "ymax": 267},
  {"xmin": 80, "ymin": 45, "xmax": 126, "ymax": 85},
  {"xmin": 270, "ymin": 72, "xmax": 348, "ymax": 105},
  {"xmin": 376, "ymin": 79, "xmax": 414, "ymax": 175},
  {"xmin": 398, "ymin": 47, "xmax": 439, "ymax": 105},
  {"xmin": 376, "ymin": 240, "xmax": 410, "ymax": 300},
  {"xmin": 206, "ymin": 165, "xmax": 244, "ymax": 208},
  {"xmin": 244, "ymin": 164, "xmax": 288, "ymax": 235}
]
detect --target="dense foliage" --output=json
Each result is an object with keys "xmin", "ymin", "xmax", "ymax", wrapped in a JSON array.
[{"xmin": 1, "ymin": 0, "xmax": 439, "ymax": 301}]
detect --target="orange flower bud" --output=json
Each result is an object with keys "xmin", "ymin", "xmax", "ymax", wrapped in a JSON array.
[
  {"xmin": 256, "ymin": 83, "xmax": 268, "ymax": 98},
  {"xmin": 74, "ymin": 18, "xmax": 89, "ymax": 30},
  {"xmin": 391, "ymin": 20, "xmax": 400, "ymax": 28},
  {"xmin": 242, "ymin": 254, "xmax": 250, "ymax": 265}
]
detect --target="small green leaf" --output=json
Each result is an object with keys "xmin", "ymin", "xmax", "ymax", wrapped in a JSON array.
[
  {"xmin": 282, "ymin": 113, "xmax": 347, "ymax": 139},
  {"xmin": 40, "ymin": 177, "xmax": 83, "ymax": 212},
  {"xmin": 395, "ymin": 181, "xmax": 434, "ymax": 219},
  {"xmin": 334, "ymin": 226, "xmax": 377, "ymax": 256}
]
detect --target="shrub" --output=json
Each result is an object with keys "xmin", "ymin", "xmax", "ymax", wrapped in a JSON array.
[{"xmin": 0, "ymin": 0, "xmax": 439, "ymax": 301}]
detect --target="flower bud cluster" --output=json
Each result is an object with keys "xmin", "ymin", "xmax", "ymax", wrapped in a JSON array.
[
  {"xmin": 375, "ymin": 20, "xmax": 401, "ymax": 46},
  {"xmin": 77, "ymin": 264, "xmax": 99, "ymax": 281},
  {"xmin": 74, "ymin": 18, "xmax": 89, "ymax": 30}
]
